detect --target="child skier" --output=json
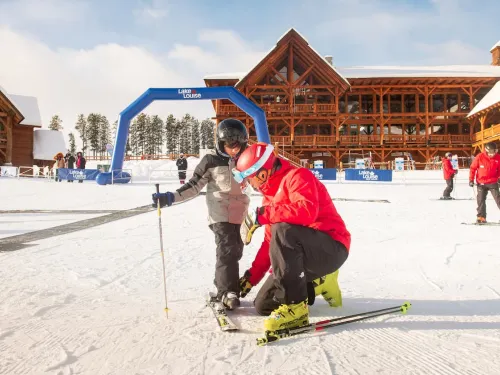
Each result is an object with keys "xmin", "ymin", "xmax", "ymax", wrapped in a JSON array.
[
  {"xmin": 441, "ymin": 152, "xmax": 457, "ymax": 200},
  {"xmin": 152, "ymin": 119, "xmax": 249, "ymax": 310},
  {"xmin": 469, "ymin": 142, "xmax": 500, "ymax": 223}
]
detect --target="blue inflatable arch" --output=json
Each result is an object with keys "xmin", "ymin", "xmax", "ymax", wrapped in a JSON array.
[{"xmin": 96, "ymin": 87, "xmax": 270, "ymax": 185}]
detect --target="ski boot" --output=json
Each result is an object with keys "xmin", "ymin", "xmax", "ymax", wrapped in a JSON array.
[
  {"xmin": 440, "ymin": 196, "xmax": 453, "ymax": 200},
  {"xmin": 221, "ymin": 291, "xmax": 240, "ymax": 310},
  {"xmin": 476, "ymin": 216, "xmax": 487, "ymax": 224},
  {"xmin": 264, "ymin": 300, "xmax": 309, "ymax": 331},
  {"xmin": 312, "ymin": 270, "xmax": 342, "ymax": 307}
]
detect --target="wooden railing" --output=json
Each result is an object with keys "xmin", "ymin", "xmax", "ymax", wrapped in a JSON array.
[
  {"xmin": 218, "ymin": 103, "xmax": 337, "ymax": 116},
  {"xmin": 473, "ymin": 123, "xmax": 500, "ymax": 142}
]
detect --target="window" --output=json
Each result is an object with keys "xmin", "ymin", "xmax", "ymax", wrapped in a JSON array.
[{"xmin": 390, "ymin": 95, "xmax": 402, "ymax": 113}]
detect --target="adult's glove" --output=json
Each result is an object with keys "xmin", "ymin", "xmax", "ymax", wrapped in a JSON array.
[
  {"xmin": 469, "ymin": 181, "xmax": 474, "ymax": 187},
  {"xmin": 239, "ymin": 270, "xmax": 253, "ymax": 298},
  {"xmin": 240, "ymin": 207, "xmax": 264, "ymax": 245},
  {"xmin": 152, "ymin": 192, "xmax": 175, "ymax": 208}
]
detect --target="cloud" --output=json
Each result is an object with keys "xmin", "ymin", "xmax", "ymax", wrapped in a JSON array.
[
  {"xmin": 0, "ymin": 26, "xmax": 266, "ymax": 148},
  {"xmin": 0, "ymin": 0, "xmax": 89, "ymax": 24},
  {"xmin": 133, "ymin": 0, "xmax": 169, "ymax": 24}
]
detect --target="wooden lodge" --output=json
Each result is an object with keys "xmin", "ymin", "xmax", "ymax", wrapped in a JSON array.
[
  {"xmin": 204, "ymin": 29, "xmax": 500, "ymax": 168},
  {"xmin": 0, "ymin": 87, "xmax": 42, "ymax": 167}
]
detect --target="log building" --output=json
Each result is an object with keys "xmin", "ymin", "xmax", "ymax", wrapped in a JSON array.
[{"xmin": 204, "ymin": 29, "xmax": 500, "ymax": 168}]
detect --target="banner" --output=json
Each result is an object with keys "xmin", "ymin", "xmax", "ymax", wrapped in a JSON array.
[
  {"xmin": 57, "ymin": 168, "xmax": 100, "ymax": 181},
  {"xmin": 310, "ymin": 168, "xmax": 337, "ymax": 181},
  {"xmin": 1, "ymin": 166, "xmax": 18, "ymax": 177},
  {"xmin": 345, "ymin": 169, "xmax": 392, "ymax": 182}
]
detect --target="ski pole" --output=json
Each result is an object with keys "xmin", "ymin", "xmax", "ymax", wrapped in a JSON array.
[
  {"xmin": 257, "ymin": 302, "xmax": 411, "ymax": 346},
  {"xmin": 155, "ymin": 183, "xmax": 169, "ymax": 317}
]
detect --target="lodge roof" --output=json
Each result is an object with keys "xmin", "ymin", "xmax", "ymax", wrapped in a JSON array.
[
  {"xmin": 0, "ymin": 86, "xmax": 42, "ymax": 127},
  {"xmin": 467, "ymin": 81, "xmax": 500, "ymax": 119},
  {"xmin": 205, "ymin": 64, "xmax": 500, "ymax": 80},
  {"xmin": 491, "ymin": 41, "xmax": 500, "ymax": 52}
]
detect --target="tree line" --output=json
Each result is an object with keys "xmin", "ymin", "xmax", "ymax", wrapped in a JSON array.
[{"xmin": 48, "ymin": 113, "xmax": 216, "ymax": 157}]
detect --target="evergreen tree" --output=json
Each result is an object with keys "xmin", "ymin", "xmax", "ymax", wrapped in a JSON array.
[
  {"xmin": 49, "ymin": 115, "xmax": 63, "ymax": 131},
  {"xmin": 190, "ymin": 117, "xmax": 200, "ymax": 154},
  {"xmin": 68, "ymin": 132, "xmax": 77, "ymax": 154},
  {"xmin": 179, "ymin": 114, "xmax": 191, "ymax": 154},
  {"xmin": 165, "ymin": 114, "xmax": 176, "ymax": 154},
  {"xmin": 98, "ymin": 115, "xmax": 111, "ymax": 158},
  {"xmin": 135, "ymin": 113, "xmax": 149, "ymax": 155},
  {"xmin": 87, "ymin": 113, "xmax": 101, "ymax": 157},
  {"xmin": 148, "ymin": 115, "xmax": 164, "ymax": 156},
  {"xmin": 111, "ymin": 120, "xmax": 118, "ymax": 144},
  {"xmin": 129, "ymin": 117, "xmax": 139, "ymax": 155},
  {"xmin": 75, "ymin": 114, "xmax": 88, "ymax": 153},
  {"xmin": 200, "ymin": 119, "xmax": 216, "ymax": 149}
]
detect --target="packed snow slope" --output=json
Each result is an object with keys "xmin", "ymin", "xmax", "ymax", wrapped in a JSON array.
[{"xmin": 1, "ymin": 164, "xmax": 499, "ymax": 375}]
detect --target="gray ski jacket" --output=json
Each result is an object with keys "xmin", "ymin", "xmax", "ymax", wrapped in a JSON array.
[{"xmin": 173, "ymin": 150, "xmax": 249, "ymax": 225}]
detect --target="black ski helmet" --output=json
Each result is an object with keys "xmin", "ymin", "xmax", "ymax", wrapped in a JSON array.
[
  {"xmin": 485, "ymin": 142, "xmax": 498, "ymax": 153},
  {"xmin": 215, "ymin": 119, "xmax": 248, "ymax": 158}
]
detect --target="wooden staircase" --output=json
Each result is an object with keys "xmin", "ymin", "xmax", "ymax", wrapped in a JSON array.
[{"xmin": 247, "ymin": 138, "xmax": 303, "ymax": 167}]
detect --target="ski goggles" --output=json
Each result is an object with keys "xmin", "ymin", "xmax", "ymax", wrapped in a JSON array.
[{"xmin": 231, "ymin": 144, "xmax": 275, "ymax": 183}]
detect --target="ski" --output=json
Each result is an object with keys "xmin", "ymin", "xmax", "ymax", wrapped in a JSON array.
[
  {"xmin": 461, "ymin": 222, "xmax": 500, "ymax": 226},
  {"xmin": 206, "ymin": 293, "xmax": 238, "ymax": 331},
  {"xmin": 332, "ymin": 198, "xmax": 390, "ymax": 203},
  {"xmin": 256, "ymin": 302, "xmax": 411, "ymax": 346},
  {"xmin": 432, "ymin": 198, "xmax": 474, "ymax": 201}
]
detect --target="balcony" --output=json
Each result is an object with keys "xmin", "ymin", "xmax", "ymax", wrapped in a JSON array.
[
  {"xmin": 473, "ymin": 123, "xmax": 500, "ymax": 143},
  {"xmin": 218, "ymin": 103, "xmax": 336, "ymax": 117}
]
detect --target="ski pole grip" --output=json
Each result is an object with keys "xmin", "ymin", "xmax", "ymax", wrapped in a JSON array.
[{"xmin": 155, "ymin": 183, "xmax": 160, "ymax": 194}]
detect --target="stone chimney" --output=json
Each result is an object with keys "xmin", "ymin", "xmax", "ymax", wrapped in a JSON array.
[
  {"xmin": 491, "ymin": 41, "xmax": 500, "ymax": 66},
  {"xmin": 325, "ymin": 55, "xmax": 333, "ymax": 65}
]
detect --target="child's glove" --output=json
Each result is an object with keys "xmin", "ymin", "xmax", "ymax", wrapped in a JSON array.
[{"xmin": 240, "ymin": 207, "xmax": 263, "ymax": 245}]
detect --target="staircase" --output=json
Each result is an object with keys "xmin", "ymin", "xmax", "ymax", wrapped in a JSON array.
[{"xmin": 247, "ymin": 138, "xmax": 303, "ymax": 167}]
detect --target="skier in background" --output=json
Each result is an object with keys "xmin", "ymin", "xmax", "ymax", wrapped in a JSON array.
[
  {"xmin": 441, "ymin": 152, "xmax": 457, "ymax": 200},
  {"xmin": 233, "ymin": 142, "xmax": 351, "ymax": 332},
  {"xmin": 469, "ymin": 142, "xmax": 500, "ymax": 223},
  {"xmin": 152, "ymin": 119, "xmax": 249, "ymax": 310},
  {"xmin": 76, "ymin": 152, "xmax": 86, "ymax": 184},
  {"xmin": 65, "ymin": 152, "xmax": 76, "ymax": 183},
  {"xmin": 176, "ymin": 153, "xmax": 188, "ymax": 184}
]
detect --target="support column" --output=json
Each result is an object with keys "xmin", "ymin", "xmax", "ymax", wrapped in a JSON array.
[{"xmin": 5, "ymin": 114, "xmax": 13, "ymax": 165}]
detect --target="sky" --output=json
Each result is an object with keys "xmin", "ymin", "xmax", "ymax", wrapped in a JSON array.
[{"xmin": 0, "ymin": 0, "xmax": 499, "ymax": 146}]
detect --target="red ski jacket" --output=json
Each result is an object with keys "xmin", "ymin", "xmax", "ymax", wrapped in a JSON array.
[
  {"xmin": 247, "ymin": 159, "xmax": 351, "ymax": 286},
  {"xmin": 442, "ymin": 158, "xmax": 456, "ymax": 180},
  {"xmin": 469, "ymin": 151, "xmax": 500, "ymax": 185}
]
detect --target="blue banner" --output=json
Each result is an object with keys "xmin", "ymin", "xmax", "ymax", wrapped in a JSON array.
[
  {"xmin": 57, "ymin": 168, "xmax": 100, "ymax": 181},
  {"xmin": 310, "ymin": 168, "xmax": 337, "ymax": 181},
  {"xmin": 344, "ymin": 169, "xmax": 393, "ymax": 182}
]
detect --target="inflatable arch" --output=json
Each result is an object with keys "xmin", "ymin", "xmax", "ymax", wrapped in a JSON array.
[{"xmin": 96, "ymin": 87, "xmax": 270, "ymax": 185}]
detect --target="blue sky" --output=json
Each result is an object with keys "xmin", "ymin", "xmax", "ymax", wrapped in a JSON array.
[{"xmin": 0, "ymin": 0, "xmax": 499, "ymax": 140}]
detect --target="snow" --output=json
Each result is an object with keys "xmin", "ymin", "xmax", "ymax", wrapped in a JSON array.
[
  {"xmin": 204, "ymin": 64, "xmax": 500, "ymax": 80},
  {"xmin": 467, "ymin": 81, "xmax": 500, "ymax": 118},
  {"xmin": 491, "ymin": 41, "xmax": 500, "ymax": 52},
  {"xmin": 33, "ymin": 129, "xmax": 67, "ymax": 160},
  {"xmin": 0, "ymin": 86, "xmax": 42, "ymax": 127},
  {"xmin": 1, "ymin": 160, "xmax": 500, "ymax": 374}
]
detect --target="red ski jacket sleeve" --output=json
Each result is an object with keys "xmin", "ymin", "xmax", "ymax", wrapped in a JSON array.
[{"xmin": 469, "ymin": 156, "xmax": 479, "ymax": 183}]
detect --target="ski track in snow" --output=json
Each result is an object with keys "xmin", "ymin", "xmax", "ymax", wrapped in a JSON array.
[{"xmin": 1, "ymin": 175, "xmax": 500, "ymax": 374}]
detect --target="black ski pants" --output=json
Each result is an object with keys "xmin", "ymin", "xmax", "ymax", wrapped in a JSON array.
[
  {"xmin": 443, "ymin": 178, "xmax": 454, "ymax": 198},
  {"xmin": 476, "ymin": 183, "xmax": 500, "ymax": 218},
  {"xmin": 254, "ymin": 223, "xmax": 348, "ymax": 316},
  {"xmin": 209, "ymin": 222, "xmax": 244, "ymax": 298}
]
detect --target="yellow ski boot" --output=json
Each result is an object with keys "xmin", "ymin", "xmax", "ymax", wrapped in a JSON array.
[
  {"xmin": 313, "ymin": 270, "xmax": 342, "ymax": 307},
  {"xmin": 263, "ymin": 300, "xmax": 309, "ymax": 331}
]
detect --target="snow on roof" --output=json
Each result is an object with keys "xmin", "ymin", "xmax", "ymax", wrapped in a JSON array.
[
  {"xmin": 33, "ymin": 129, "xmax": 67, "ymax": 160},
  {"xmin": 0, "ymin": 86, "xmax": 42, "ymax": 126},
  {"xmin": 8, "ymin": 94, "xmax": 42, "ymax": 126},
  {"xmin": 490, "ymin": 41, "xmax": 500, "ymax": 52},
  {"xmin": 467, "ymin": 81, "xmax": 500, "ymax": 118},
  {"xmin": 204, "ymin": 65, "xmax": 500, "ymax": 81}
]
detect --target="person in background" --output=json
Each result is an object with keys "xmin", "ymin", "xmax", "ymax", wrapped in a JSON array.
[
  {"xmin": 176, "ymin": 153, "xmax": 188, "ymax": 184},
  {"xmin": 76, "ymin": 152, "xmax": 86, "ymax": 184},
  {"xmin": 53, "ymin": 152, "xmax": 65, "ymax": 182},
  {"xmin": 469, "ymin": 142, "xmax": 500, "ymax": 223},
  {"xmin": 441, "ymin": 152, "xmax": 457, "ymax": 200},
  {"xmin": 65, "ymin": 152, "xmax": 76, "ymax": 183}
]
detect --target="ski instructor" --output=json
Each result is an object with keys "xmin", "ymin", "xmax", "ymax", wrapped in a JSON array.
[{"xmin": 232, "ymin": 142, "xmax": 351, "ymax": 332}]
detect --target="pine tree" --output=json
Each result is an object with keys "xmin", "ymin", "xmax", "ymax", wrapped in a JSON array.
[
  {"xmin": 201, "ymin": 119, "xmax": 216, "ymax": 149},
  {"xmin": 165, "ymin": 114, "xmax": 176, "ymax": 154},
  {"xmin": 135, "ymin": 113, "xmax": 148, "ymax": 155},
  {"xmin": 129, "ymin": 117, "xmax": 139, "ymax": 155},
  {"xmin": 149, "ymin": 115, "xmax": 164, "ymax": 156},
  {"xmin": 75, "ymin": 114, "xmax": 88, "ymax": 153},
  {"xmin": 179, "ymin": 114, "xmax": 191, "ymax": 154},
  {"xmin": 98, "ymin": 115, "xmax": 111, "ymax": 158},
  {"xmin": 87, "ymin": 113, "xmax": 101, "ymax": 157},
  {"xmin": 68, "ymin": 133, "xmax": 77, "ymax": 154},
  {"xmin": 111, "ymin": 120, "xmax": 118, "ymax": 144},
  {"xmin": 49, "ymin": 115, "xmax": 63, "ymax": 131},
  {"xmin": 190, "ymin": 117, "xmax": 200, "ymax": 154}
]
